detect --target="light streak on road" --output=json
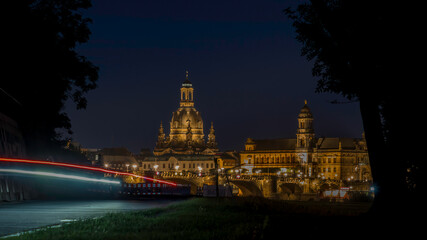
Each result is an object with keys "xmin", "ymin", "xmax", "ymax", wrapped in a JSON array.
[
  {"xmin": 0, "ymin": 157, "xmax": 177, "ymax": 186},
  {"xmin": 0, "ymin": 169, "xmax": 121, "ymax": 184}
]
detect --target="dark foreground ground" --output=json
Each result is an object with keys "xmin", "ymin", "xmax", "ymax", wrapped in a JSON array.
[
  {"xmin": 0, "ymin": 199, "xmax": 184, "ymax": 238},
  {"xmin": 1, "ymin": 197, "xmax": 422, "ymax": 240}
]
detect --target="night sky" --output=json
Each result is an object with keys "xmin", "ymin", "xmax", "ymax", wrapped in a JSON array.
[{"xmin": 66, "ymin": 0, "xmax": 364, "ymax": 153}]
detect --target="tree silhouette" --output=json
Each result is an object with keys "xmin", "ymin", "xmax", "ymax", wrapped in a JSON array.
[
  {"xmin": 285, "ymin": 0, "xmax": 420, "ymax": 221},
  {"xmin": 2, "ymin": 0, "xmax": 98, "ymax": 159}
]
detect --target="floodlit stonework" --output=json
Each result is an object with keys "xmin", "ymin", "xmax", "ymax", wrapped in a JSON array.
[
  {"xmin": 142, "ymin": 71, "xmax": 218, "ymax": 175},
  {"xmin": 240, "ymin": 101, "xmax": 372, "ymax": 184}
]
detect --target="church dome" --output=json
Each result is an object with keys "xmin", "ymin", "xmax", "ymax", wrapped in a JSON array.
[{"xmin": 170, "ymin": 108, "xmax": 204, "ymax": 130}]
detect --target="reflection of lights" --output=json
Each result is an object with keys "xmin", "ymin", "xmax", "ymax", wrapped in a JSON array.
[
  {"xmin": 0, "ymin": 168, "xmax": 121, "ymax": 184},
  {"xmin": 0, "ymin": 157, "xmax": 177, "ymax": 186}
]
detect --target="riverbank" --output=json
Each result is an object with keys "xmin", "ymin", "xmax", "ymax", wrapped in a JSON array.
[{"xmin": 2, "ymin": 197, "xmax": 380, "ymax": 239}]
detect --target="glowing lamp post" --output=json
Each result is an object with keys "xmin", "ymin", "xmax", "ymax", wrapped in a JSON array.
[
  {"xmin": 132, "ymin": 164, "xmax": 137, "ymax": 173},
  {"xmin": 154, "ymin": 165, "xmax": 159, "ymax": 175},
  {"xmin": 175, "ymin": 165, "xmax": 179, "ymax": 175},
  {"xmin": 126, "ymin": 164, "xmax": 130, "ymax": 172},
  {"xmin": 198, "ymin": 166, "xmax": 202, "ymax": 176}
]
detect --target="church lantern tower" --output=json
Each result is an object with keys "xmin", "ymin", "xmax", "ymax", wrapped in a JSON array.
[{"xmin": 180, "ymin": 70, "xmax": 194, "ymax": 107}]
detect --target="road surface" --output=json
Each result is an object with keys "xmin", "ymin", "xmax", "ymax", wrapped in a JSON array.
[{"xmin": 0, "ymin": 199, "xmax": 184, "ymax": 237}]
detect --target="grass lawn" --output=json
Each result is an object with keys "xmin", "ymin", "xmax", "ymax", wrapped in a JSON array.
[{"xmin": 5, "ymin": 197, "xmax": 377, "ymax": 240}]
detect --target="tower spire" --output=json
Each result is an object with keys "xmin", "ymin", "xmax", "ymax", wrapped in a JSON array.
[
  {"xmin": 208, "ymin": 122, "xmax": 217, "ymax": 147},
  {"xmin": 157, "ymin": 121, "xmax": 165, "ymax": 146},
  {"xmin": 296, "ymin": 100, "xmax": 314, "ymax": 149}
]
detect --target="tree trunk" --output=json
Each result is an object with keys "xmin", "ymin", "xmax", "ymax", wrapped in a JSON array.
[
  {"xmin": 359, "ymin": 95, "xmax": 415, "ymax": 233},
  {"xmin": 359, "ymin": 97, "xmax": 393, "ymax": 214}
]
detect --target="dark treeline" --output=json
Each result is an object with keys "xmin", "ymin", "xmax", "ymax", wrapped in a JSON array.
[
  {"xmin": 2, "ymin": 0, "xmax": 98, "ymax": 162},
  {"xmin": 285, "ymin": 0, "xmax": 422, "ymax": 227}
]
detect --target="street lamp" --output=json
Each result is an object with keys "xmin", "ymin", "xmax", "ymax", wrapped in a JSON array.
[
  {"xmin": 154, "ymin": 164, "xmax": 159, "ymax": 175},
  {"xmin": 126, "ymin": 164, "xmax": 130, "ymax": 172},
  {"xmin": 175, "ymin": 165, "xmax": 179, "ymax": 175},
  {"xmin": 104, "ymin": 164, "xmax": 109, "ymax": 169},
  {"xmin": 132, "ymin": 164, "xmax": 137, "ymax": 172}
]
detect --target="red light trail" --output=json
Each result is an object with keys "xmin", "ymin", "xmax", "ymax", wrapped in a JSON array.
[{"xmin": 0, "ymin": 157, "xmax": 177, "ymax": 186}]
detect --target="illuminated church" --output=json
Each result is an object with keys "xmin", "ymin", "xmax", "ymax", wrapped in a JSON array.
[
  {"xmin": 153, "ymin": 71, "xmax": 218, "ymax": 156},
  {"xmin": 141, "ymin": 71, "xmax": 218, "ymax": 174}
]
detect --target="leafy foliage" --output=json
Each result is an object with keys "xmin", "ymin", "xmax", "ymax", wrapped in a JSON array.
[
  {"xmin": 2, "ymin": 0, "xmax": 98, "ymax": 158},
  {"xmin": 285, "ymin": 0, "xmax": 420, "ymax": 217}
]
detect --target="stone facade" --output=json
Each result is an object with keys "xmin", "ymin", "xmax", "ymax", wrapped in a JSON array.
[
  {"xmin": 240, "ymin": 101, "xmax": 372, "ymax": 183},
  {"xmin": 142, "ymin": 71, "xmax": 218, "ymax": 175}
]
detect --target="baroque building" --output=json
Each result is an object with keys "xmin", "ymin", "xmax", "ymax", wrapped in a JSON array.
[
  {"xmin": 240, "ymin": 101, "xmax": 372, "ymax": 183},
  {"xmin": 142, "ymin": 71, "xmax": 218, "ymax": 174}
]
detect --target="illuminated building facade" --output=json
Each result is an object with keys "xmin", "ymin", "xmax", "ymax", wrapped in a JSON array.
[
  {"xmin": 142, "ymin": 71, "xmax": 218, "ymax": 174},
  {"xmin": 240, "ymin": 101, "xmax": 372, "ymax": 182}
]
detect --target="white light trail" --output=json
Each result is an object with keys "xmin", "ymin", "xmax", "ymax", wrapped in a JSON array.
[{"xmin": 0, "ymin": 169, "xmax": 121, "ymax": 184}]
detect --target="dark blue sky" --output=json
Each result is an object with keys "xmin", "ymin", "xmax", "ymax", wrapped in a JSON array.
[{"xmin": 66, "ymin": 0, "xmax": 364, "ymax": 153}]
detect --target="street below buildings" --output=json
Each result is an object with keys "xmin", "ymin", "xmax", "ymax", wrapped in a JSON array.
[{"xmin": 0, "ymin": 199, "xmax": 184, "ymax": 237}]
